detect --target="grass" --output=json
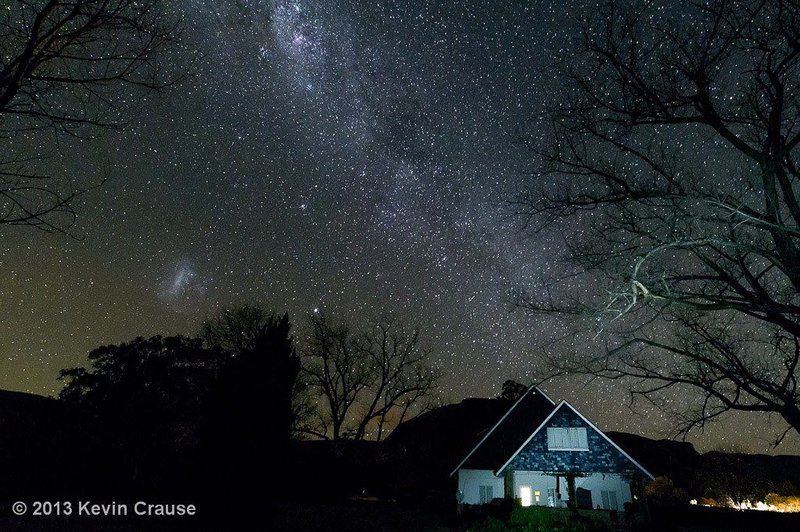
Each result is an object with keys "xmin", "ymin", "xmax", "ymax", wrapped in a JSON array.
[{"xmin": 468, "ymin": 506, "xmax": 612, "ymax": 532}]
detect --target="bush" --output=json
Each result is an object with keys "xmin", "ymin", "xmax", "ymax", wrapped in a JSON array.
[
  {"xmin": 765, "ymin": 493, "xmax": 800, "ymax": 512},
  {"xmin": 698, "ymin": 497, "xmax": 718, "ymax": 507},
  {"xmin": 645, "ymin": 476, "xmax": 689, "ymax": 508}
]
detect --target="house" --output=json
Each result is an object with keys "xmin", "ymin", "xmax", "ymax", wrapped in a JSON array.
[{"xmin": 451, "ymin": 385, "xmax": 654, "ymax": 510}]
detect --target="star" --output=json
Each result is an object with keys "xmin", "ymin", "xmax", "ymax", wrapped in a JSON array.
[{"xmin": 1, "ymin": 0, "xmax": 794, "ymax": 453}]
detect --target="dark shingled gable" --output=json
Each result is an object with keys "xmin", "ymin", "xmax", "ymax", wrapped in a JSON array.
[
  {"xmin": 499, "ymin": 402, "xmax": 650, "ymax": 477},
  {"xmin": 459, "ymin": 387, "xmax": 555, "ymax": 471}
]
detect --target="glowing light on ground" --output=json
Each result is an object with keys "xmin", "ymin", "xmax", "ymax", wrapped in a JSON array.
[{"xmin": 690, "ymin": 494, "xmax": 800, "ymax": 513}]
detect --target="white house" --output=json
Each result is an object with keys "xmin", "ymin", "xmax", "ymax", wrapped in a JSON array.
[{"xmin": 451, "ymin": 385, "xmax": 654, "ymax": 510}]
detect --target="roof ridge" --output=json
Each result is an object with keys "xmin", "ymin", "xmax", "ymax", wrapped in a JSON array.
[{"xmin": 449, "ymin": 384, "xmax": 552, "ymax": 477}]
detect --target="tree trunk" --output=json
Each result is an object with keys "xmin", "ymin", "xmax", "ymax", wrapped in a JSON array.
[
  {"xmin": 781, "ymin": 404, "xmax": 800, "ymax": 437},
  {"xmin": 565, "ymin": 475, "xmax": 577, "ymax": 511}
]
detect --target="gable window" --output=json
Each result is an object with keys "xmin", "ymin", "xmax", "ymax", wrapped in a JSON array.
[
  {"xmin": 547, "ymin": 427, "xmax": 589, "ymax": 450},
  {"xmin": 479, "ymin": 485, "xmax": 494, "ymax": 504}
]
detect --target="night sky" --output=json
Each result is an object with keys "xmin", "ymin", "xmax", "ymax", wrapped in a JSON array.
[{"xmin": 2, "ymin": 0, "xmax": 797, "ymax": 453}]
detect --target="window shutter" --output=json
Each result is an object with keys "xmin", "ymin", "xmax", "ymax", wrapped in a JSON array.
[
  {"xmin": 609, "ymin": 491, "xmax": 618, "ymax": 511},
  {"xmin": 573, "ymin": 428, "xmax": 588, "ymax": 449},
  {"xmin": 547, "ymin": 427, "xmax": 589, "ymax": 450}
]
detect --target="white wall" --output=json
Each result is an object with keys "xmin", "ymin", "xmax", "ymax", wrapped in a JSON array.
[
  {"xmin": 457, "ymin": 469, "xmax": 505, "ymax": 505},
  {"xmin": 575, "ymin": 473, "xmax": 632, "ymax": 510},
  {"xmin": 511, "ymin": 471, "xmax": 560, "ymax": 507},
  {"xmin": 511, "ymin": 471, "xmax": 632, "ymax": 510}
]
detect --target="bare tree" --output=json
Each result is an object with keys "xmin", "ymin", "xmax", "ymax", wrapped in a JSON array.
[
  {"xmin": 302, "ymin": 314, "xmax": 439, "ymax": 441},
  {"xmin": 1, "ymin": 0, "xmax": 182, "ymax": 232},
  {"xmin": 351, "ymin": 316, "xmax": 440, "ymax": 440},
  {"xmin": 514, "ymin": 0, "xmax": 800, "ymax": 444},
  {"xmin": 301, "ymin": 316, "xmax": 369, "ymax": 440}
]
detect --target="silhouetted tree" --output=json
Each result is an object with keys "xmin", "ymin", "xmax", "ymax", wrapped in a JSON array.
[
  {"xmin": 200, "ymin": 306, "xmax": 300, "ymax": 506},
  {"xmin": 58, "ymin": 307, "xmax": 302, "ymax": 514},
  {"xmin": 201, "ymin": 304, "xmax": 274, "ymax": 353},
  {"xmin": 499, "ymin": 379, "xmax": 528, "ymax": 402},
  {"xmin": 303, "ymin": 314, "xmax": 439, "ymax": 441},
  {"xmin": 1, "ymin": 0, "xmax": 183, "ymax": 232},
  {"xmin": 58, "ymin": 335, "xmax": 216, "ymax": 491},
  {"xmin": 302, "ymin": 315, "xmax": 368, "ymax": 440},
  {"xmin": 515, "ymin": 0, "xmax": 800, "ymax": 444}
]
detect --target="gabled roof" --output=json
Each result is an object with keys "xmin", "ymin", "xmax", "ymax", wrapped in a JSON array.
[
  {"xmin": 451, "ymin": 391, "xmax": 655, "ymax": 480},
  {"xmin": 495, "ymin": 401, "xmax": 654, "ymax": 479},
  {"xmin": 449, "ymin": 385, "xmax": 555, "ymax": 476}
]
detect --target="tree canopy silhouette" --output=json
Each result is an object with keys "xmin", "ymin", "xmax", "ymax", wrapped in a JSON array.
[
  {"xmin": 58, "ymin": 335, "xmax": 216, "ymax": 491},
  {"xmin": 58, "ymin": 306, "xmax": 303, "ymax": 509},
  {"xmin": 303, "ymin": 314, "xmax": 439, "ymax": 441},
  {"xmin": 199, "ymin": 306, "xmax": 301, "ymax": 506},
  {"xmin": 499, "ymin": 380, "xmax": 528, "ymax": 402},
  {"xmin": 1, "ymin": 0, "xmax": 183, "ymax": 232},
  {"xmin": 515, "ymin": 0, "xmax": 800, "ymax": 444},
  {"xmin": 201, "ymin": 307, "xmax": 300, "ymax": 439}
]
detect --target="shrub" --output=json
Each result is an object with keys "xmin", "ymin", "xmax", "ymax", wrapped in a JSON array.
[
  {"xmin": 698, "ymin": 497, "xmax": 718, "ymax": 507},
  {"xmin": 645, "ymin": 476, "xmax": 689, "ymax": 508},
  {"xmin": 765, "ymin": 493, "xmax": 800, "ymax": 512}
]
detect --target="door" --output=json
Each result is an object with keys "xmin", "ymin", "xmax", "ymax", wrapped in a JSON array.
[
  {"xmin": 479, "ymin": 485, "xmax": 494, "ymax": 504},
  {"xmin": 575, "ymin": 487, "xmax": 592, "ymax": 509}
]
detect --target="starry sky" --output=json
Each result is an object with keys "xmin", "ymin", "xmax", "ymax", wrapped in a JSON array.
[{"xmin": 1, "ymin": 0, "xmax": 797, "ymax": 454}]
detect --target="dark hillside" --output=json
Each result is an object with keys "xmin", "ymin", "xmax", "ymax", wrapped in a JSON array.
[
  {"xmin": 0, "ymin": 390, "xmax": 107, "ymax": 498},
  {"xmin": 605, "ymin": 431, "xmax": 700, "ymax": 486},
  {"xmin": 0, "ymin": 390, "xmax": 70, "ymax": 481},
  {"xmin": 384, "ymin": 397, "xmax": 513, "ymax": 494}
]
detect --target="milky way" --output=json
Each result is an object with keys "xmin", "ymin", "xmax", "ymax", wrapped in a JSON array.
[{"xmin": 1, "ymin": 0, "xmax": 796, "ymax": 453}]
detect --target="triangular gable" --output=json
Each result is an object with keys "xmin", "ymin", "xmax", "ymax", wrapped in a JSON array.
[
  {"xmin": 495, "ymin": 401, "xmax": 654, "ymax": 479},
  {"xmin": 449, "ymin": 385, "xmax": 555, "ymax": 477}
]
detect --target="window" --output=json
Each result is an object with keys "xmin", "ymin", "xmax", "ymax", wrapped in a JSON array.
[
  {"xmin": 547, "ymin": 488, "xmax": 556, "ymax": 507},
  {"xmin": 601, "ymin": 490, "xmax": 619, "ymax": 511},
  {"xmin": 519, "ymin": 486, "xmax": 532, "ymax": 507},
  {"xmin": 547, "ymin": 427, "xmax": 589, "ymax": 450},
  {"xmin": 479, "ymin": 485, "xmax": 494, "ymax": 504}
]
